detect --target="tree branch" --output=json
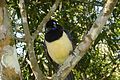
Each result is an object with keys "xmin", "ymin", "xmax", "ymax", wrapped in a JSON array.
[
  {"xmin": 18, "ymin": 0, "xmax": 46, "ymax": 80},
  {"xmin": 53, "ymin": 0, "xmax": 118, "ymax": 80},
  {"xmin": 32, "ymin": 0, "xmax": 61, "ymax": 40}
]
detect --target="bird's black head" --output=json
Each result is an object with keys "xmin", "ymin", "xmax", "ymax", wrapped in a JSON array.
[
  {"xmin": 45, "ymin": 20, "xmax": 57, "ymax": 28},
  {"xmin": 45, "ymin": 20, "xmax": 63, "ymax": 42},
  {"xmin": 45, "ymin": 20, "xmax": 59, "ymax": 33}
]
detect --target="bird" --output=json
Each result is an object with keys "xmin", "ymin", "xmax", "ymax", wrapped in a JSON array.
[{"xmin": 44, "ymin": 19, "xmax": 74, "ymax": 80}]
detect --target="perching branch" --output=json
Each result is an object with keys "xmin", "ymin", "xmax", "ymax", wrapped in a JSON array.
[
  {"xmin": 32, "ymin": 0, "xmax": 61, "ymax": 40},
  {"xmin": 53, "ymin": 0, "xmax": 118, "ymax": 80},
  {"xmin": 18, "ymin": 0, "xmax": 46, "ymax": 80}
]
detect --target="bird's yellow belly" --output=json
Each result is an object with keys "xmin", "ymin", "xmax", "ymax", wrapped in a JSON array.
[{"xmin": 45, "ymin": 32, "xmax": 73, "ymax": 64}]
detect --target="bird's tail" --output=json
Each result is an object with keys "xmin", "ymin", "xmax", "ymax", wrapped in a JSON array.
[
  {"xmin": 65, "ymin": 71, "xmax": 74, "ymax": 80},
  {"xmin": 55, "ymin": 65, "xmax": 74, "ymax": 80}
]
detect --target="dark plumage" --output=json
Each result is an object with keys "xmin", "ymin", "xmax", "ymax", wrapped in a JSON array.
[{"xmin": 45, "ymin": 20, "xmax": 63, "ymax": 42}]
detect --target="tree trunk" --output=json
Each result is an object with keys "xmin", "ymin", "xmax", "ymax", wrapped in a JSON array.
[{"xmin": 0, "ymin": 0, "xmax": 22, "ymax": 80}]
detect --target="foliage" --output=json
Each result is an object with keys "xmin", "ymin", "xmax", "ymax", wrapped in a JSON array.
[{"xmin": 6, "ymin": 0, "xmax": 120, "ymax": 80}]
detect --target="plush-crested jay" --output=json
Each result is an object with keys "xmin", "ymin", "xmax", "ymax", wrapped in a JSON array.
[{"xmin": 45, "ymin": 20, "xmax": 74, "ymax": 80}]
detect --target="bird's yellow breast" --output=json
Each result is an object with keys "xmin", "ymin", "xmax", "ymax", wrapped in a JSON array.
[{"xmin": 45, "ymin": 32, "xmax": 73, "ymax": 64}]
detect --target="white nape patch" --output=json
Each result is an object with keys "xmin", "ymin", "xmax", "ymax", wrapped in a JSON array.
[
  {"xmin": 1, "ymin": 45, "xmax": 21, "ymax": 73},
  {"xmin": 45, "ymin": 32, "xmax": 73, "ymax": 64}
]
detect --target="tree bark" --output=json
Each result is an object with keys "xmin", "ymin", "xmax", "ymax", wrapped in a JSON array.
[{"xmin": 0, "ymin": 0, "xmax": 22, "ymax": 80}]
